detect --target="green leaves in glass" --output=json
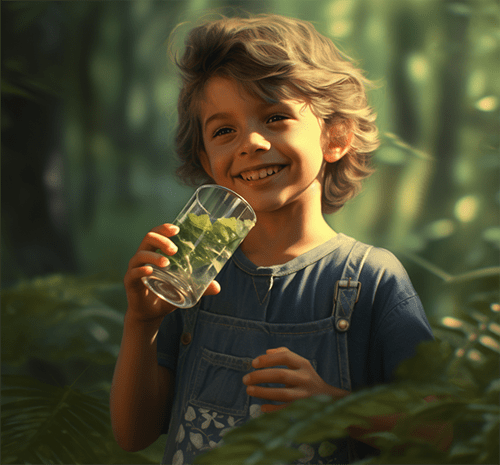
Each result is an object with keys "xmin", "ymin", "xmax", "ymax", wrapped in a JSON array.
[{"xmin": 157, "ymin": 214, "xmax": 255, "ymax": 275}]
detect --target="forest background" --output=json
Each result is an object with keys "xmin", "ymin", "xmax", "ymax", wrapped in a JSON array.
[{"xmin": 1, "ymin": 0, "xmax": 499, "ymax": 464}]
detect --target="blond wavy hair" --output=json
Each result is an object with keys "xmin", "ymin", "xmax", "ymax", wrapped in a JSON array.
[{"xmin": 173, "ymin": 14, "xmax": 379, "ymax": 213}]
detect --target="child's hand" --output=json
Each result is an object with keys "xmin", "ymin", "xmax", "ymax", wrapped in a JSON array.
[
  {"xmin": 242, "ymin": 347, "xmax": 349, "ymax": 413},
  {"xmin": 124, "ymin": 223, "xmax": 221, "ymax": 322}
]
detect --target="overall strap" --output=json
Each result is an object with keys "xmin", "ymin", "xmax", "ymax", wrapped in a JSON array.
[
  {"xmin": 179, "ymin": 303, "xmax": 200, "ymax": 357},
  {"xmin": 333, "ymin": 241, "xmax": 372, "ymax": 463},
  {"xmin": 333, "ymin": 240, "xmax": 373, "ymax": 392},
  {"xmin": 176, "ymin": 303, "xmax": 201, "ymax": 405}
]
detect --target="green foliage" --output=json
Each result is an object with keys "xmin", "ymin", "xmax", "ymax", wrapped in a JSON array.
[
  {"xmin": 3, "ymin": 374, "xmax": 108, "ymax": 464},
  {"xmin": 0, "ymin": 275, "xmax": 164, "ymax": 464},
  {"xmin": 160, "ymin": 213, "xmax": 255, "ymax": 274},
  {"xmin": 1, "ymin": 374, "xmax": 157, "ymax": 465},
  {"xmin": 1, "ymin": 274, "xmax": 126, "ymax": 368}
]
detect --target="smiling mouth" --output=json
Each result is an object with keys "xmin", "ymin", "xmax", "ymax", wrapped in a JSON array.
[{"xmin": 238, "ymin": 165, "xmax": 285, "ymax": 181}]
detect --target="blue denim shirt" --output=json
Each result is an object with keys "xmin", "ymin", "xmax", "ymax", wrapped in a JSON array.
[{"xmin": 157, "ymin": 234, "xmax": 433, "ymax": 464}]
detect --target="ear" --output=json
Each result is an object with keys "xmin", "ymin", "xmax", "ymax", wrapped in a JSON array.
[
  {"xmin": 198, "ymin": 149, "xmax": 214, "ymax": 179},
  {"xmin": 323, "ymin": 131, "xmax": 353, "ymax": 163}
]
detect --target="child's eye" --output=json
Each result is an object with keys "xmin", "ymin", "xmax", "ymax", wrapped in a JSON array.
[
  {"xmin": 267, "ymin": 114, "xmax": 287, "ymax": 123},
  {"xmin": 213, "ymin": 127, "xmax": 233, "ymax": 138}
]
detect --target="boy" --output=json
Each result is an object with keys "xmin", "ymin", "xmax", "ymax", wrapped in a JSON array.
[{"xmin": 111, "ymin": 14, "xmax": 438, "ymax": 464}]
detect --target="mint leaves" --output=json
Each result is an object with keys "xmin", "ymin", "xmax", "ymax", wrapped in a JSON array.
[{"xmin": 157, "ymin": 214, "xmax": 255, "ymax": 276}]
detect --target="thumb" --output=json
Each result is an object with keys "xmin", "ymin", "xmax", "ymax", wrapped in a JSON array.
[{"xmin": 203, "ymin": 280, "xmax": 221, "ymax": 296}]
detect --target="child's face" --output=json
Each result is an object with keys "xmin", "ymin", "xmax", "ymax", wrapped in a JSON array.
[{"xmin": 198, "ymin": 76, "xmax": 334, "ymax": 214}]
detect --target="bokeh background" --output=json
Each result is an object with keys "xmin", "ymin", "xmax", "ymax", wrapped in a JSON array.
[{"xmin": 1, "ymin": 0, "xmax": 499, "ymax": 463}]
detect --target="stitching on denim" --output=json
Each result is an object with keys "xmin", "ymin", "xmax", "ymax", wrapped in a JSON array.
[
  {"xmin": 203, "ymin": 319, "xmax": 334, "ymax": 335},
  {"xmin": 336, "ymin": 331, "xmax": 346, "ymax": 390},
  {"xmin": 189, "ymin": 348, "xmax": 250, "ymax": 416},
  {"xmin": 251, "ymin": 275, "xmax": 274, "ymax": 305},
  {"xmin": 251, "ymin": 276, "xmax": 264, "ymax": 305},
  {"xmin": 201, "ymin": 349, "xmax": 253, "ymax": 371},
  {"xmin": 231, "ymin": 236, "xmax": 345, "ymax": 277}
]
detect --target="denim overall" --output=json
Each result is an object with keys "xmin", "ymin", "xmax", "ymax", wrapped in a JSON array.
[{"xmin": 162, "ymin": 240, "xmax": 372, "ymax": 465}]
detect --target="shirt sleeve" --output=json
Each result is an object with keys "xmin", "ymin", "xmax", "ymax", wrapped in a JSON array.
[
  {"xmin": 363, "ymin": 248, "xmax": 434, "ymax": 383},
  {"xmin": 157, "ymin": 308, "xmax": 184, "ymax": 373},
  {"xmin": 374, "ymin": 294, "xmax": 434, "ymax": 381}
]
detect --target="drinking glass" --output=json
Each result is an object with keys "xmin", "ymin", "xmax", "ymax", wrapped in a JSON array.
[{"xmin": 142, "ymin": 185, "xmax": 256, "ymax": 308}]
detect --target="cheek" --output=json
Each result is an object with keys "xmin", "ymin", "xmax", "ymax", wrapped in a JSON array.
[
  {"xmin": 205, "ymin": 151, "xmax": 233, "ymax": 179},
  {"xmin": 293, "ymin": 124, "xmax": 323, "ymax": 149}
]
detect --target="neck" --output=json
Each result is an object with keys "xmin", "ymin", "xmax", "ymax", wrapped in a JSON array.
[{"xmin": 240, "ymin": 200, "xmax": 336, "ymax": 267}]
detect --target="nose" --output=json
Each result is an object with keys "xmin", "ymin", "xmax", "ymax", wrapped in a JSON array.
[{"xmin": 239, "ymin": 130, "xmax": 271, "ymax": 156}]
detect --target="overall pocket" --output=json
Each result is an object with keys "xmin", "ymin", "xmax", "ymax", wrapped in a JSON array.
[{"xmin": 189, "ymin": 348, "xmax": 253, "ymax": 416}]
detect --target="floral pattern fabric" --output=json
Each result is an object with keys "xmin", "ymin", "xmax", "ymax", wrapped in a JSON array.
[{"xmin": 171, "ymin": 404, "xmax": 344, "ymax": 465}]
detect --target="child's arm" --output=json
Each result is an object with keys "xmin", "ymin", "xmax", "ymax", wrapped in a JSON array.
[
  {"xmin": 110, "ymin": 223, "xmax": 220, "ymax": 452},
  {"xmin": 243, "ymin": 348, "xmax": 452, "ymax": 451},
  {"xmin": 110, "ymin": 313, "xmax": 174, "ymax": 452}
]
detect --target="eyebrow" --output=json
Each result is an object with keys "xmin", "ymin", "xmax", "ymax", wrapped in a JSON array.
[
  {"xmin": 203, "ymin": 102, "xmax": 293, "ymax": 133},
  {"xmin": 203, "ymin": 112, "xmax": 232, "ymax": 133}
]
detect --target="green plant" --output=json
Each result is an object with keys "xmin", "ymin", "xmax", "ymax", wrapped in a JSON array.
[
  {"xmin": 1, "ymin": 373, "xmax": 160, "ymax": 465},
  {"xmin": 0, "ymin": 274, "xmax": 164, "ymax": 464},
  {"xmin": 1, "ymin": 274, "xmax": 125, "ymax": 370}
]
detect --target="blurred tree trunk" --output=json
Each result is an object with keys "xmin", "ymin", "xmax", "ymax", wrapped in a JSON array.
[
  {"xmin": 424, "ymin": 0, "xmax": 471, "ymax": 277},
  {"xmin": 1, "ymin": 3, "xmax": 78, "ymax": 282},
  {"xmin": 74, "ymin": 4, "xmax": 101, "ymax": 230},
  {"xmin": 426, "ymin": 0, "xmax": 470, "ymax": 217},
  {"xmin": 382, "ymin": 3, "xmax": 433, "ymax": 249},
  {"xmin": 389, "ymin": 7, "xmax": 423, "ymax": 146}
]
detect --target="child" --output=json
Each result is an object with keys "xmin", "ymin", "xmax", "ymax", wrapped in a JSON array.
[{"xmin": 110, "ymin": 14, "xmax": 435, "ymax": 464}]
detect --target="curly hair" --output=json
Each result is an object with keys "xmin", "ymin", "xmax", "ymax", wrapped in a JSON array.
[{"xmin": 173, "ymin": 14, "xmax": 379, "ymax": 214}]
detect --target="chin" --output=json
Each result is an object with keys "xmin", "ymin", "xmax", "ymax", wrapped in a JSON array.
[{"xmin": 247, "ymin": 196, "xmax": 289, "ymax": 214}]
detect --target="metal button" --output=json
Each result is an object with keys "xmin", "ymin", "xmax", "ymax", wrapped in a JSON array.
[
  {"xmin": 337, "ymin": 319, "xmax": 349, "ymax": 331},
  {"xmin": 181, "ymin": 332, "xmax": 192, "ymax": 345}
]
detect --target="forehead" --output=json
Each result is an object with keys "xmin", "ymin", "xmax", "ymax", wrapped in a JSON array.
[
  {"xmin": 202, "ymin": 76, "xmax": 255, "ymax": 103},
  {"xmin": 199, "ymin": 76, "xmax": 308, "ymax": 117}
]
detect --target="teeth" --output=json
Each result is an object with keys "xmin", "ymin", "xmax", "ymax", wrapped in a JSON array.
[{"xmin": 241, "ymin": 165, "xmax": 283, "ymax": 181}]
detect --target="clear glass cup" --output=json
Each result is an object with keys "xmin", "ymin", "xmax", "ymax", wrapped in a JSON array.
[{"xmin": 142, "ymin": 185, "xmax": 256, "ymax": 308}]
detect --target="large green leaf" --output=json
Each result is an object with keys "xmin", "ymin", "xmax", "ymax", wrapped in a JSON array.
[
  {"xmin": 1, "ymin": 374, "xmax": 158, "ymax": 464},
  {"xmin": 1, "ymin": 274, "xmax": 126, "ymax": 367},
  {"xmin": 2, "ymin": 375, "xmax": 108, "ymax": 464}
]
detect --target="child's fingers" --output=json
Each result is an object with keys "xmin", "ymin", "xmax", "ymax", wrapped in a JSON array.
[
  {"xmin": 243, "ymin": 368, "xmax": 292, "ymax": 387},
  {"xmin": 261, "ymin": 403, "xmax": 289, "ymax": 413},
  {"xmin": 138, "ymin": 224, "xmax": 179, "ymax": 254},
  {"xmin": 245, "ymin": 384, "xmax": 297, "ymax": 402},
  {"xmin": 128, "ymin": 250, "xmax": 170, "ymax": 272},
  {"xmin": 252, "ymin": 348, "xmax": 305, "ymax": 369},
  {"xmin": 141, "ymin": 232, "xmax": 179, "ymax": 255},
  {"xmin": 266, "ymin": 347, "xmax": 289, "ymax": 355},
  {"xmin": 203, "ymin": 280, "xmax": 221, "ymax": 296},
  {"xmin": 125, "ymin": 265, "xmax": 154, "ymax": 288},
  {"xmin": 150, "ymin": 223, "xmax": 180, "ymax": 236},
  {"xmin": 125, "ymin": 251, "xmax": 170, "ymax": 294}
]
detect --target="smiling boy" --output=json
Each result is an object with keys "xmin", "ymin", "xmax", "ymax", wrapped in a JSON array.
[{"xmin": 111, "ymin": 14, "xmax": 439, "ymax": 464}]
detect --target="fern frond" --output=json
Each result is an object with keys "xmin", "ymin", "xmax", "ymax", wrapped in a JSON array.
[
  {"xmin": 1, "ymin": 375, "xmax": 108, "ymax": 464},
  {"xmin": 1, "ymin": 374, "xmax": 159, "ymax": 464}
]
